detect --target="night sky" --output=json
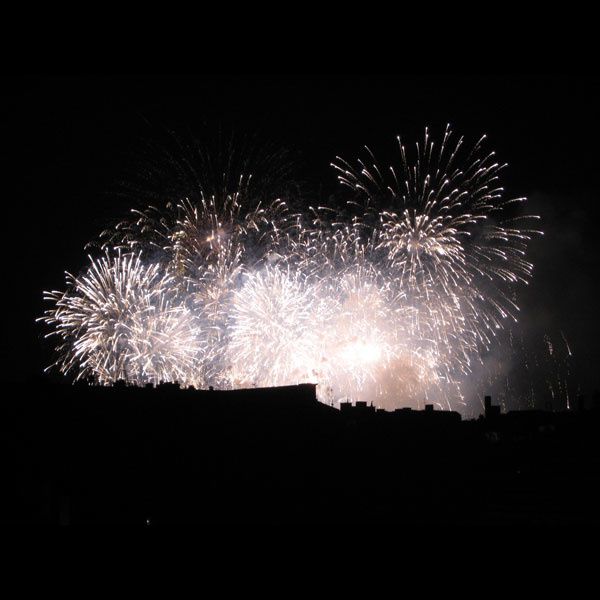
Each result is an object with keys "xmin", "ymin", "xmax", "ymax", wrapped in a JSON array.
[{"xmin": 4, "ymin": 75, "xmax": 599, "ymax": 398}]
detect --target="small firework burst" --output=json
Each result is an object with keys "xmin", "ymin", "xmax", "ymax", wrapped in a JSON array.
[{"xmin": 41, "ymin": 251, "xmax": 206, "ymax": 387}]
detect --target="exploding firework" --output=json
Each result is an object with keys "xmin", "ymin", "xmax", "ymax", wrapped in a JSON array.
[
  {"xmin": 41, "ymin": 251, "xmax": 206, "ymax": 387},
  {"xmin": 41, "ymin": 126, "xmax": 540, "ymax": 411},
  {"xmin": 226, "ymin": 265, "xmax": 324, "ymax": 388},
  {"xmin": 332, "ymin": 125, "xmax": 539, "ymax": 337}
]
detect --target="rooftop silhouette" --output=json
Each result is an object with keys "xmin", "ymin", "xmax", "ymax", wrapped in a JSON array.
[{"xmin": 3, "ymin": 381, "xmax": 600, "ymax": 524}]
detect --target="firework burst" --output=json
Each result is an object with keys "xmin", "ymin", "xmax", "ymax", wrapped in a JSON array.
[
  {"xmin": 41, "ymin": 126, "xmax": 540, "ymax": 411},
  {"xmin": 41, "ymin": 251, "xmax": 206, "ymax": 387}
]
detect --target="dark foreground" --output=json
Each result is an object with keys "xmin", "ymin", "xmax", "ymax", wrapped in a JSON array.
[{"xmin": 3, "ymin": 382, "xmax": 600, "ymax": 524}]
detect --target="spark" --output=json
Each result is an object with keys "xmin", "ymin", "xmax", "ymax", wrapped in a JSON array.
[{"xmin": 40, "ymin": 250, "xmax": 206, "ymax": 387}]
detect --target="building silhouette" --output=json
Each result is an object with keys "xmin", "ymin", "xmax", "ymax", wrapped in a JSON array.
[{"xmin": 3, "ymin": 381, "xmax": 600, "ymax": 524}]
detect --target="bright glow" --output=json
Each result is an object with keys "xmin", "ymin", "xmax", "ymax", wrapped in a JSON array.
[
  {"xmin": 40, "ymin": 126, "xmax": 540, "ymax": 411},
  {"xmin": 339, "ymin": 341, "xmax": 382, "ymax": 366}
]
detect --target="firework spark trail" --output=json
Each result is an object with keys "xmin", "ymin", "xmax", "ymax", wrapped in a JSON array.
[
  {"xmin": 226, "ymin": 265, "xmax": 324, "ymax": 388},
  {"xmin": 465, "ymin": 328, "xmax": 577, "ymax": 417},
  {"xmin": 41, "ymin": 251, "xmax": 206, "ymax": 387},
  {"xmin": 331, "ymin": 125, "xmax": 538, "ymax": 330},
  {"xmin": 327, "ymin": 126, "xmax": 542, "ymax": 400},
  {"xmin": 41, "ymin": 126, "xmax": 541, "ymax": 411}
]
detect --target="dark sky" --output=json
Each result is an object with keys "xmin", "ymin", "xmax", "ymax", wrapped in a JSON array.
[{"xmin": 3, "ymin": 75, "xmax": 599, "ymax": 394}]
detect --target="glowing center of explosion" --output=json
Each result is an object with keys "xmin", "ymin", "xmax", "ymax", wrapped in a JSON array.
[{"xmin": 339, "ymin": 340, "xmax": 382, "ymax": 366}]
